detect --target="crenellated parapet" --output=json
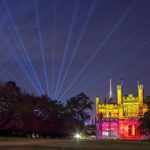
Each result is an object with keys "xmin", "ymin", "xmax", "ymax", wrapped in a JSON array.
[{"xmin": 96, "ymin": 82, "xmax": 148, "ymax": 120}]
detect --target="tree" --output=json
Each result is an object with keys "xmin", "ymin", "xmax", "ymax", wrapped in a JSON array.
[
  {"xmin": 18, "ymin": 92, "xmax": 37, "ymax": 119},
  {"xmin": 144, "ymin": 96, "xmax": 150, "ymax": 107},
  {"xmin": 0, "ymin": 81, "xmax": 94, "ymax": 137},
  {"xmin": 139, "ymin": 111, "xmax": 150, "ymax": 135},
  {"xmin": 36, "ymin": 95, "xmax": 64, "ymax": 120},
  {"xmin": 65, "ymin": 92, "xmax": 93, "ymax": 122},
  {"xmin": 0, "ymin": 81, "xmax": 22, "ymax": 118},
  {"xmin": 139, "ymin": 96, "xmax": 150, "ymax": 135}
]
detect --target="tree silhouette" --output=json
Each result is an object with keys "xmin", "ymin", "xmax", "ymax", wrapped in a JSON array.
[
  {"xmin": 0, "ymin": 81, "xmax": 93, "ymax": 137},
  {"xmin": 139, "ymin": 96, "xmax": 150, "ymax": 135},
  {"xmin": 65, "ymin": 92, "xmax": 93, "ymax": 122},
  {"xmin": 0, "ymin": 81, "xmax": 22, "ymax": 118}
]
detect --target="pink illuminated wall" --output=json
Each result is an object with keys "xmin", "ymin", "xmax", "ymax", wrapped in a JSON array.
[{"xmin": 96, "ymin": 119, "xmax": 142, "ymax": 139}]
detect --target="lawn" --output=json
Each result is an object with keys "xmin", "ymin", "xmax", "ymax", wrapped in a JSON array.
[{"xmin": 0, "ymin": 137, "xmax": 150, "ymax": 150}]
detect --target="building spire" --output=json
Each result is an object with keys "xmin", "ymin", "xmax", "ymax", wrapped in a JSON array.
[
  {"xmin": 109, "ymin": 78, "xmax": 113, "ymax": 99},
  {"xmin": 137, "ymin": 79, "xmax": 140, "ymax": 86},
  {"xmin": 120, "ymin": 78, "xmax": 123, "ymax": 87}
]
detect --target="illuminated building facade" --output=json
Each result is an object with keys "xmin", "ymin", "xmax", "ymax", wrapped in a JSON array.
[{"xmin": 96, "ymin": 81, "xmax": 148, "ymax": 139}]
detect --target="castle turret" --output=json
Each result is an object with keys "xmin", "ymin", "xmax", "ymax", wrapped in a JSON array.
[
  {"xmin": 117, "ymin": 85, "xmax": 123, "ymax": 105},
  {"xmin": 138, "ymin": 84, "xmax": 144, "ymax": 105},
  {"xmin": 96, "ymin": 97, "xmax": 100, "ymax": 120}
]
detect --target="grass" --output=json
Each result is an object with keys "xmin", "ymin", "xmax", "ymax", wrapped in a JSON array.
[{"xmin": 0, "ymin": 138, "xmax": 150, "ymax": 150}]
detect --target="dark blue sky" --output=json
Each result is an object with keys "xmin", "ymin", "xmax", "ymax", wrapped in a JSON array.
[{"xmin": 0, "ymin": 0, "xmax": 150, "ymax": 110}]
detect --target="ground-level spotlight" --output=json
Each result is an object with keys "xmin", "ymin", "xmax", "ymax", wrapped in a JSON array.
[{"xmin": 74, "ymin": 132, "xmax": 82, "ymax": 140}]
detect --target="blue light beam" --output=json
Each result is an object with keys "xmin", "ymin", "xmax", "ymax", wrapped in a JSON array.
[
  {"xmin": 34, "ymin": 0, "xmax": 50, "ymax": 96},
  {"xmin": 0, "ymin": 32, "xmax": 41, "ymax": 95},
  {"xmin": 60, "ymin": 0, "xmax": 137, "ymax": 100},
  {"xmin": 71, "ymin": 18, "xmax": 150, "ymax": 91},
  {"xmin": 51, "ymin": 0, "xmax": 57, "ymax": 99},
  {"xmin": 0, "ymin": 64, "xmax": 28, "ymax": 91},
  {"xmin": 62, "ymin": 37, "xmax": 150, "ymax": 101},
  {"xmin": 54, "ymin": 0, "xmax": 80, "ymax": 99},
  {"xmin": 55, "ymin": 0, "xmax": 97, "ymax": 99},
  {"xmin": 3, "ymin": 0, "xmax": 44, "ymax": 94}
]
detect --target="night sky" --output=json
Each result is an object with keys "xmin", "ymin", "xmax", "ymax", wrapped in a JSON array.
[{"xmin": 0, "ymin": 0, "xmax": 150, "ymax": 117}]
